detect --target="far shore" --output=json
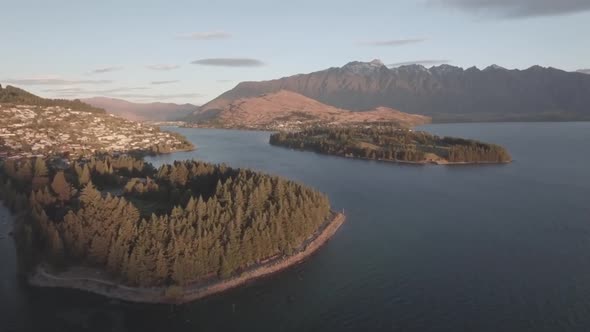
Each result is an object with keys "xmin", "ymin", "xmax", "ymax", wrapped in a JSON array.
[
  {"xmin": 351, "ymin": 155, "xmax": 511, "ymax": 166},
  {"xmin": 273, "ymin": 147, "xmax": 512, "ymax": 166},
  {"xmin": 28, "ymin": 212, "xmax": 345, "ymax": 304}
]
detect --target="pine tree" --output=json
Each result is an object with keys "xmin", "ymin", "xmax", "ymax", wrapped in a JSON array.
[
  {"xmin": 51, "ymin": 171, "xmax": 72, "ymax": 201},
  {"xmin": 171, "ymin": 256, "xmax": 186, "ymax": 285},
  {"xmin": 33, "ymin": 158, "xmax": 48, "ymax": 177},
  {"xmin": 219, "ymin": 256, "xmax": 232, "ymax": 278},
  {"xmin": 78, "ymin": 164, "xmax": 91, "ymax": 186},
  {"xmin": 155, "ymin": 248, "xmax": 169, "ymax": 283},
  {"xmin": 89, "ymin": 235, "xmax": 110, "ymax": 265},
  {"xmin": 17, "ymin": 159, "xmax": 33, "ymax": 181}
]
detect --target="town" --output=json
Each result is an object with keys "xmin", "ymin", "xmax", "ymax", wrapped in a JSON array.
[{"xmin": 0, "ymin": 104, "xmax": 193, "ymax": 160}]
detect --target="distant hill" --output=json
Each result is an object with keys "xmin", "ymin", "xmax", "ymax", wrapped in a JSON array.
[
  {"xmin": 0, "ymin": 84, "xmax": 105, "ymax": 114},
  {"xmin": 191, "ymin": 90, "xmax": 431, "ymax": 130},
  {"xmin": 578, "ymin": 69, "xmax": 590, "ymax": 75},
  {"xmin": 195, "ymin": 60, "xmax": 590, "ymax": 123},
  {"xmin": 83, "ymin": 97, "xmax": 198, "ymax": 122}
]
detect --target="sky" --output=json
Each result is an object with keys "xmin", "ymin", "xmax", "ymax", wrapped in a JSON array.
[{"xmin": 1, "ymin": 0, "xmax": 589, "ymax": 105}]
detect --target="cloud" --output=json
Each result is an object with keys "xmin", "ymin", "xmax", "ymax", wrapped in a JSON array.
[
  {"xmin": 41, "ymin": 87, "xmax": 85, "ymax": 93},
  {"xmin": 97, "ymin": 87, "xmax": 150, "ymax": 93},
  {"xmin": 191, "ymin": 58, "xmax": 265, "ymax": 67},
  {"xmin": 429, "ymin": 0, "xmax": 590, "ymax": 18},
  {"xmin": 146, "ymin": 64, "xmax": 180, "ymax": 71},
  {"xmin": 389, "ymin": 59, "xmax": 451, "ymax": 67},
  {"xmin": 358, "ymin": 38, "xmax": 427, "ymax": 47},
  {"xmin": 105, "ymin": 93, "xmax": 203, "ymax": 101},
  {"xmin": 178, "ymin": 31, "xmax": 231, "ymax": 40},
  {"xmin": 150, "ymin": 80, "xmax": 180, "ymax": 85},
  {"xmin": 216, "ymin": 79, "xmax": 233, "ymax": 83},
  {"xmin": 577, "ymin": 69, "xmax": 590, "ymax": 74},
  {"xmin": 89, "ymin": 66, "xmax": 123, "ymax": 74},
  {"xmin": 44, "ymin": 86, "xmax": 201, "ymax": 101},
  {"xmin": 43, "ymin": 86, "xmax": 149, "ymax": 95},
  {"xmin": 4, "ymin": 77, "xmax": 113, "ymax": 85}
]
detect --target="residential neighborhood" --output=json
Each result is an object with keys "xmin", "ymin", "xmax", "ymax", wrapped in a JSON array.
[{"xmin": 0, "ymin": 104, "xmax": 193, "ymax": 159}]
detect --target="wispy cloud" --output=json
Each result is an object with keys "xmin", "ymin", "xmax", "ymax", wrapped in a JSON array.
[
  {"xmin": 43, "ymin": 86, "xmax": 149, "ymax": 95},
  {"xmin": 429, "ymin": 0, "xmax": 590, "ymax": 18},
  {"xmin": 178, "ymin": 31, "xmax": 232, "ymax": 40},
  {"xmin": 45, "ymin": 86, "xmax": 201, "ymax": 101},
  {"xmin": 146, "ymin": 64, "xmax": 180, "ymax": 71},
  {"xmin": 577, "ymin": 69, "xmax": 590, "ymax": 74},
  {"xmin": 97, "ymin": 87, "xmax": 149, "ymax": 93},
  {"xmin": 41, "ymin": 87, "xmax": 85, "ymax": 93},
  {"xmin": 358, "ymin": 38, "xmax": 427, "ymax": 47},
  {"xmin": 150, "ymin": 80, "xmax": 180, "ymax": 85},
  {"xmin": 89, "ymin": 66, "xmax": 123, "ymax": 74},
  {"xmin": 105, "ymin": 93, "xmax": 203, "ymax": 101},
  {"xmin": 389, "ymin": 59, "xmax": 450, "ymax": 67},
  {"xmin": 4, "ymin": 77, "xmax": 113, "ymax": 86},
  {"xmin": 191, "ymin": 58, "xmax": 265, "ymax": 67}
]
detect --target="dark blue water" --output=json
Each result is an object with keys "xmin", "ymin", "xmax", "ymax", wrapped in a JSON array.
[{"xmin": 1, "ymin": 122, "xmax": 590, "ymax": 332}]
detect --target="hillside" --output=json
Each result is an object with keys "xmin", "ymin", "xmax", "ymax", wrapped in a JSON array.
[
  {"xmin": 0, "ymin": 86, "xmax": 193, "ymax": 159},
  {"xmin": 194, "ymin": 60, "xmax": 590, "ymax": 122},
  {"xmin": 0, "ymin": 84, "xmax": 105, "ymax": 114},
  {"xmin": 83, "ymin": 97, "xmax": 197, "ymax": 121},
  {"xmin": 189, "ymin": 90, "xmax": 430, "ymax": 130}
]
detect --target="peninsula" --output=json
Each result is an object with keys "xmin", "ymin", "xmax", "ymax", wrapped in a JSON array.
[
  {"xmin": 0, "ymin": 156, "xmax": 343, "ymax": 303},
  {"xmin": 269, "ymin": 126, "xmax": 511, "ymax": 165}
]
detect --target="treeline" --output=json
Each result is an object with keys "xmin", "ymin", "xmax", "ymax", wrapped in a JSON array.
[
  {"xmin": 0, "ymin": 156, "xmax": 332, "ymax": 287},
  {"xmin": 270, "ymin": 126, "xmax": 511, "ymax": 163},
  {"xmin": 0, "ymin": 84, "xmax": 105, "ymax": 114}
]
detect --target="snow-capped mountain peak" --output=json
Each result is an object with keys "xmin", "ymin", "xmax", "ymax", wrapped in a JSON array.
[
  {"xmin": 484, "ymin": 64, "xmax": 507, "ymax": 71},
  {"xmin": 342, "ymin": 59, "xmax": 386, "ymax": 75}
]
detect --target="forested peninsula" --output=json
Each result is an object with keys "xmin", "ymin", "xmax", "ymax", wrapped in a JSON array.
[
  {"xmin": 269, "ymin": 126, "xmax": 511, "ymax": 165},
  {"xmin": 0, "ymin": 155, "xmax": 343, "ymax": 303}
]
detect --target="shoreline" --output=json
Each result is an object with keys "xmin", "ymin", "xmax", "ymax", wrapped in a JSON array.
[
  {"xmin": 28, "ymin": 212, "xmax": 345, "ymax": 304},
  {"xmin": 269, "ymin": 145, "xmax": 511, "ymax": 166},
  {"xmin": 360, "ymin": 156, "xmax": 511, "ymax": 166},
  {"xmin": 0, "ymin": 146, "xmax": 197, "ymax": 162}
]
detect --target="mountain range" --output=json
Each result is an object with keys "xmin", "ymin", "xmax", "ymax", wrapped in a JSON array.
[
  {"xmin": 192, "ymin": 60, "xmax": 590, "ymax": 123},
  {"xmin": 83, "ymin": 97, "xmax": 197, "ymax": 122}
]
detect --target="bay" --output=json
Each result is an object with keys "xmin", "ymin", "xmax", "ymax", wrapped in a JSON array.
[{"xmin": 2, "ymin": 122, "xmax": 590, "ymax": 332}]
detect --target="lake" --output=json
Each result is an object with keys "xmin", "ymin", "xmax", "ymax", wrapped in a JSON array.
[{"xmin": 1, "ymin": 122, "xmax": 590, "ymax": 332}]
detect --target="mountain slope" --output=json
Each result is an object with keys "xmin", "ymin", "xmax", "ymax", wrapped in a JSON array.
[
  {"xmin": 191, "ymin": 90, "xmax": 430, "ymax": 130},
  {"xmin": 0, "ymin": 84, "xmax": 105, "ymax": 114},
  {"xmin": 83, "ymin": 97, "xmax": 197, "ymax": 121},
  {"xmin": 195, "ymin": 61, "xmax": 590, "ymax": 122}
]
